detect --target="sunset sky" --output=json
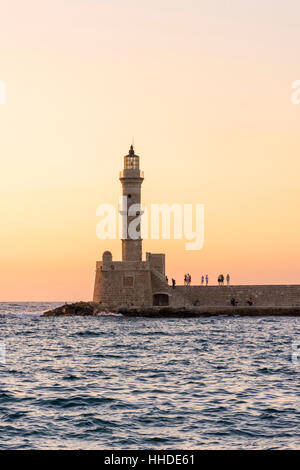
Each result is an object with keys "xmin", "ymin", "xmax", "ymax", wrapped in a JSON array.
[{"xmin": 0, "ymin": 0, "xmax": 300, "ymax": 301}]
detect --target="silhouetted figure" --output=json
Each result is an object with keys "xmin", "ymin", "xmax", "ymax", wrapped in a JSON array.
[
  {"xmin": 201, "ymin": 275, "xmax": 204, "ymax": 285},
  {"xmin": 165, "ymin": 276, "xmax": 168, "ymax": 283},
  {"xmin": 231, "ymin": 297, "xmax": 238, "ymax": 306},
  {"xmin": 226, "ymin": 274, "xmax": 230, "ymax": 285},
  {"xmin": 172, "ymin": 278, "xmax": 176, "ymax": 289},
  {"xmin": 218, "ymin": 274, "xmax": 224, "ymax": 286},
  {"xmin": 184, "ymin": 274, "xmax": 187, "ymax": 286},
  {"xmin": 205, "ymin": 274, "xmax": 209, "ymax": 286}
]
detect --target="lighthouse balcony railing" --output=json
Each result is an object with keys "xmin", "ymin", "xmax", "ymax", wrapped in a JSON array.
[{"xmin": 120, "ymin": 170, "xmax": 144, "ymax": 179}]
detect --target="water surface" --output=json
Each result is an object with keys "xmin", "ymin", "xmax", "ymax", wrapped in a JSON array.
[{"xmin": 0, "ymin": 302, "xmax": 299, "ymax": 449}]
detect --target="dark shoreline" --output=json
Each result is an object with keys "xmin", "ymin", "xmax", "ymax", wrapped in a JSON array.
[{"xmin": 41, "ymin": 302, "xmax": 300, "ymax": 317}]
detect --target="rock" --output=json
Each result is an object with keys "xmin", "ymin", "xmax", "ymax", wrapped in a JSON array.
[{"xmin": 42, "ymin": 302, "xmax": 95, "ymax": 317}]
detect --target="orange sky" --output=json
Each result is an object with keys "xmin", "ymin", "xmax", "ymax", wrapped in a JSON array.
[{"xmin": 0, "ymin": 1, "xmax": 299, "ymax": 301}]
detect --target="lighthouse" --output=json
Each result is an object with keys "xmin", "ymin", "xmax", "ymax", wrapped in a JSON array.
[
  {"xmin": 119, "ymin": 145, "xmax": 144, "ymax": 262},
  {"xmin": 93, "ymin": 144, "xmax": 170, "ymax": 307}
]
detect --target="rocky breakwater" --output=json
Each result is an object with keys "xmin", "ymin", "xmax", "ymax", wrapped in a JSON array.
[
  {"xmin": 42, "ymin": 302, "xmax": 98, "ymax": 317},
  {"xmin": 41, "ymin": 302, "xmax": 300, "ymax": 317}
]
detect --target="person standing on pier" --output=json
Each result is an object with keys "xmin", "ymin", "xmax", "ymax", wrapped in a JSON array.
[{"xmin": 226, "ymin": 274, "xmax": 230, "ymax": 285}]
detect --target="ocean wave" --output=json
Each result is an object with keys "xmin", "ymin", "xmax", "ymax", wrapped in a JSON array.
[{"xmin": 1, "ymin": 302, "xmax": 300, "ymax": 449}]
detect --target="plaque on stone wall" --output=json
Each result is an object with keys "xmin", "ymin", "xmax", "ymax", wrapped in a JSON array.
[{"xmin": 123, "ymin": 276, "xmax": 134, "ymax": 288}]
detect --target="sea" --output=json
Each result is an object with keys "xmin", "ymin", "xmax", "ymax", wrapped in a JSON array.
[{"xmin": 0, "ymin": 302, "xmax": 299, "ymax": 450}]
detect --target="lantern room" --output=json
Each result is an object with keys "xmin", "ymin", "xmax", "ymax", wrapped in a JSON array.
[{"xmin": 124, "ymin": 145, "xmax": 139, "ymax": 170}]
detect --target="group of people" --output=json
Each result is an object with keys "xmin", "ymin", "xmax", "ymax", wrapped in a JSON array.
[
  {"xmin": 165, "ymin": 273, "xmax": 255, "ymax": 306},
  {"xmin": 201, "ymin": 275, "xmax": 209, "ymax": 286},
  {"xmin": 218, "ymin": 274, "xmax": 230, "ymax": 285},
  {"xmin": 201, "ymin": 274, "xmax": 231, "ymax": 286},
  {"xmin": 166, "ymin": 276, "xmax": 177, "ymax": 288},
  {"xmin": 167, "ymin": 274, "xmax": 231, "ymax": 286}
]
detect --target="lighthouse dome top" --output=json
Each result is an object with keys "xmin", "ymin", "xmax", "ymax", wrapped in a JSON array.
[{"xmin": 128, "ymin": 145, "xmax": 136, "ymax": 156}]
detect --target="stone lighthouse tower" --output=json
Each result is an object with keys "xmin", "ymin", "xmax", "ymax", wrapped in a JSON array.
[
  {"xmin": 119, "ymin": 145, "xmax": 144, "ymax": 262},
  {"xmin": 93, "ymin": 144, "xmax": 171, "ymax": 307}
]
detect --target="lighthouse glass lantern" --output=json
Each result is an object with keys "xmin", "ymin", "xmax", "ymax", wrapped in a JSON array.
[{"xmin": 124, "ymin": 145, "xmax": 139, "ymax": 169}]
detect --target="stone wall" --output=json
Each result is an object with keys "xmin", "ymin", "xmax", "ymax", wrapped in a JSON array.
[
  {"xmin": 173, "ymin": 285, "xmax": 300, "ymax": 307},
  {"xmin": 146, "ymin": 252, "xmax": 165, "ymax": 276},
  {"xmin": 93, "ymin": 266, "xmax": 153, "ymax": 307},
  {"xmin": 93, "ymin": 255, "xmax": 153, "ymax": 306},
  {"xmin": 93, "ymin": 250, "xmax": 300, "ymax": 308}
]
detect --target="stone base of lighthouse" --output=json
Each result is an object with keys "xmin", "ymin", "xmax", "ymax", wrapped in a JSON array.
[{"xmin": 93, "ymin": 251, "xmax": 180, "ymax": 308}]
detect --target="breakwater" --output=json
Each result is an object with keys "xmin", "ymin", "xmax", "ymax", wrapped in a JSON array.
[{"xmin": 42, "ymin": 302, "xmax": 300, "ymax": 317}]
